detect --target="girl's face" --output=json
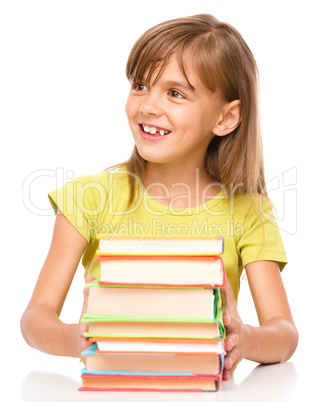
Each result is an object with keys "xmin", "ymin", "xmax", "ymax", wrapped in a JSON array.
[{"xmin": 125, "ymin": 53, "xmax": 226, "ymax": 168}]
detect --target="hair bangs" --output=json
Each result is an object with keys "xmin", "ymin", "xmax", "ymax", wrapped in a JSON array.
[{"xmin": 126, "ymin": 23, "xmax": 202, "ymax": 88}]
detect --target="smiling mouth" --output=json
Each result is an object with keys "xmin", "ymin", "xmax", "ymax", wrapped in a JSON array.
[{"xmin": 140, "ymin": 124, "xmax": 171, "ymax": 136}]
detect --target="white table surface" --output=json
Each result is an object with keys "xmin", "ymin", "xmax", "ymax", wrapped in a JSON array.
[
  {"xmin": 18, "ymin": 361, "xmax": 294, "ymax": 402},
  {"xmin": 12, "ymin": 340, "xmax": 312, "ymax": 402},
  {"xmin": 10, "ymin": 266, "xmax": 315, "ymax": 402}
]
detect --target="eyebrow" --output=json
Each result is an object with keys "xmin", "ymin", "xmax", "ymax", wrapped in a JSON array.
[
  {"xmin": 129, "ymin": 75, "xmax": 197, "ymax": 93},
  {"xmin": 163, "ymin": 80, "xmax": 196, "ymax": 93}
]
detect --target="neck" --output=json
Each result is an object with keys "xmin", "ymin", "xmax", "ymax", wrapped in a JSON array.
[{"xmin": 142, "ymin": 162, "xmax": 220, "ymax": 208}]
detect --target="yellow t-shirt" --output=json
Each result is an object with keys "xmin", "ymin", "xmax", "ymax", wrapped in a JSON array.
[{"xmin": 48, "ymin": 165, "xmax": 287, "ymax": 301}]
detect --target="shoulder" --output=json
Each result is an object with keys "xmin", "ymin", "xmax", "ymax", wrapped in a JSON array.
[
  {"xmin": 67, "ymin": 170, "xmax": 110, "ymax": 189},
  {"xmin": 231, "ymin": 193, "xmax": 287, "ymax": 269},
  {"xmin": 230, "ymin": 192, "xmax": 274, "ymax": 224},
  {"xmin": 234, "ymin": 193, "xmax": 286, "ymax": 252},
  {"xmin": 48, "ymin": 164, "xmax": 131, "ymax": 214},
  {"xmin": 104, "ymin": 164, "xmax": 134, "ymax": 187},
  {"xmin": 57, "ymin": 164, "xmax": 131, "ymax": 193}
]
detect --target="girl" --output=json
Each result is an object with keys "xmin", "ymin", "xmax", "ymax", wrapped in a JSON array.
[{"xmin": 20, "ymin": 14, "xmax": 298, "ymax": 381}]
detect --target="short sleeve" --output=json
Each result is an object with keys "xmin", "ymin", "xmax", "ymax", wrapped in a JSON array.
[
  {"xmin": 236, "ymin": 196, "xmax": 288, "ymax": 271},
  {"xmin": 48, "ymin": 172, "xmax": 109, "ymax": 244}
]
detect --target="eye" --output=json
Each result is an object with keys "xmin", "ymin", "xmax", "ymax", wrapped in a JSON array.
[
  {"xmin": 132, "ymin": 82, "xmax": 148, "ymax": 92},
  {"xmin": 168, "ymin": 89, "xmax": 185, "ymax": 99}
]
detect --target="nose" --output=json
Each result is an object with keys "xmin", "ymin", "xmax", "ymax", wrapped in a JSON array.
[{"xmin": 139, "ymin": 92, "xmax": 163, "ymax": 116}]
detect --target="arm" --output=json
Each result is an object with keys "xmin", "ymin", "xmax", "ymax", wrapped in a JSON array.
[
  {"xmin": 222, "ymin": 260, "xmax": 298, "ymax": 379},
  {"xmin": 20, "ymin": 211, "xmax": 92, "ymax": 358}
]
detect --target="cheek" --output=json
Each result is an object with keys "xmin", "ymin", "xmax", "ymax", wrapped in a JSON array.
[
  {"xmin": 125, "ymin": 97, "xmax": 132, "ymax": 119},
  {"xmin": 125, "ymin": 95, "xmax": 138, "ymax": 120}
]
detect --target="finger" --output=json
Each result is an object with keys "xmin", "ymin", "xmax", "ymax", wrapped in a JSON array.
[
  {"xmin": 81, "ymin": 337, "xmax": 93, "ymax": 365},
  {"xmin": 79, "ymin": 322, "xmax": 93, "ymax": 363},
  {"xmin": 224, "ymin": 355, "xmax": 233, "ymax": 371},
  {"xmin": 224, "ymin": 355, "xmax": 239, "ymax": 380},
  {"xmin": 223, "ymin": 364, "xmax": 236, "ymax": 381},
  {"xmin": 85, "ymin": 275, "xmax": 95, "ymax": 284},
  {"xmin": 224, "ymin": 335, "xmax": 235, "ymax": 352},
  {"xmin": 225, "ymin": 334, "xmax": 239, "ymax": 352},
  {"xmin": 224, "ymin": 315, "xmax": 241, "ymax": 354},
  {"xmin": 80, "ymin": 322, "xmax": 89, "ymax": 336},
  {"xmin": 223, "ymin": 314, "xmax": 241, "ymax": 333},
  {"xmin": 224, "ymin": 347, "xmax": 240, "ymax": 369},
  {"xmin": 81, "ymin": 336, "xmax": 93, "ymax": 352},
  {"xmin": 223, "ymin": 369, "xmax": 232, "ymax": 381}
]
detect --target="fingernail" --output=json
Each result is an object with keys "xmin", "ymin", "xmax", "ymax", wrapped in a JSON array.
[
  {"xmin": 224, "ymin": 315, "xmax": 231, "ymax": 325},
  {"xmin": 226, "ymin": 371, "xmax": 232, "ymax": 380}
]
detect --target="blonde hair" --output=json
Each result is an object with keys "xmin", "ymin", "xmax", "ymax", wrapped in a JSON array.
[{"xmin": 125, "ymin": 14, "xmax": 266, "ymax": 204}]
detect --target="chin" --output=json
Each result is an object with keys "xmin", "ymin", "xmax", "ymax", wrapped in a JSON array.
[
  {"xmin": 137, "ymin": 153, "xmax": 166, "ymax": 164},
  {"xmin": 135, "ymin": 146, "xmax": 166, "ymax": 164}
]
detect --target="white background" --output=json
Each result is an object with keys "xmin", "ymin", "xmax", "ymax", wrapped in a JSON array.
[{"xmin": 1, "ymin": 0, "xmax": 318, "ymax": 400}]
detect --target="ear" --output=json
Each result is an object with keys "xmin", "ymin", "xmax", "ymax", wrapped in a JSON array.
[{"xmin": 212, "ymin": 100, "xmax": 242, "ymax": 137}]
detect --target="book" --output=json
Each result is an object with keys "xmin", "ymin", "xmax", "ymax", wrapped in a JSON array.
[
  {"xmin": 83, "ymin": 319, "xmax": 223, "ymax": 340},
  {"xmin": 82, "ymin": 295, "xmax": 225, "ymax": 339},
  {"xmin": 96, "ymin": 255, "xmax": 225, "ymax": 288},
  {"xmin": 79, "ymin": 373, "xmax": 219, "ymax": 392},
  {"xmin": 97, "ymin": 236, "xmax": 224, "ymax": 256},
  {"xmin": 80, "ymin": 236, "xmax": 226, "ymax": 392},
  {"xmin": 85, "ymin": 282, "xmax": 218, "ymax": 320},
  {"xmin": 82, "ymin": 343, "xmax": 223, "ymax": 375},
  {"xmin": 90, "ymin": 337, "xmax": 225, "ymax": 355},
  {"xmin": 81, "ymin": 285, "xmax": 225, "ymax": 391}
]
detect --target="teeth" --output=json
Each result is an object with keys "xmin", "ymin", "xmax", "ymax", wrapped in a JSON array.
[{"xmin": 142, "ymin": 124, "xmax": 170, "ymax": 135}]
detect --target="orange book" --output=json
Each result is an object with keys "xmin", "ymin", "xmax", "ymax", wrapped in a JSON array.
[{"xmin": 79, "ymin": 373, "xmax": 220, "ymax": 392}]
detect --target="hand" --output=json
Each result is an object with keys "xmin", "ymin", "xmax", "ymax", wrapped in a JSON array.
[
  {"xmin": 73, "ymin": 275, "xmax": 95, "ymax": 362},
  {"xmin": 221, "ymin": 276, "xmax": 249, "ymax": 380}
]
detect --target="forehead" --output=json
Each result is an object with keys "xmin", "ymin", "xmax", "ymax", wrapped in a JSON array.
[{"xmin": 131, "ymin": 49, "xmax": 197, "ymax": 90}]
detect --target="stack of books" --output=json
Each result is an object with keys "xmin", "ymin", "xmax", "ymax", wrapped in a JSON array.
[{"xmin": 79, "ymin": 236, "xmax": 226, "ymax": 392}]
